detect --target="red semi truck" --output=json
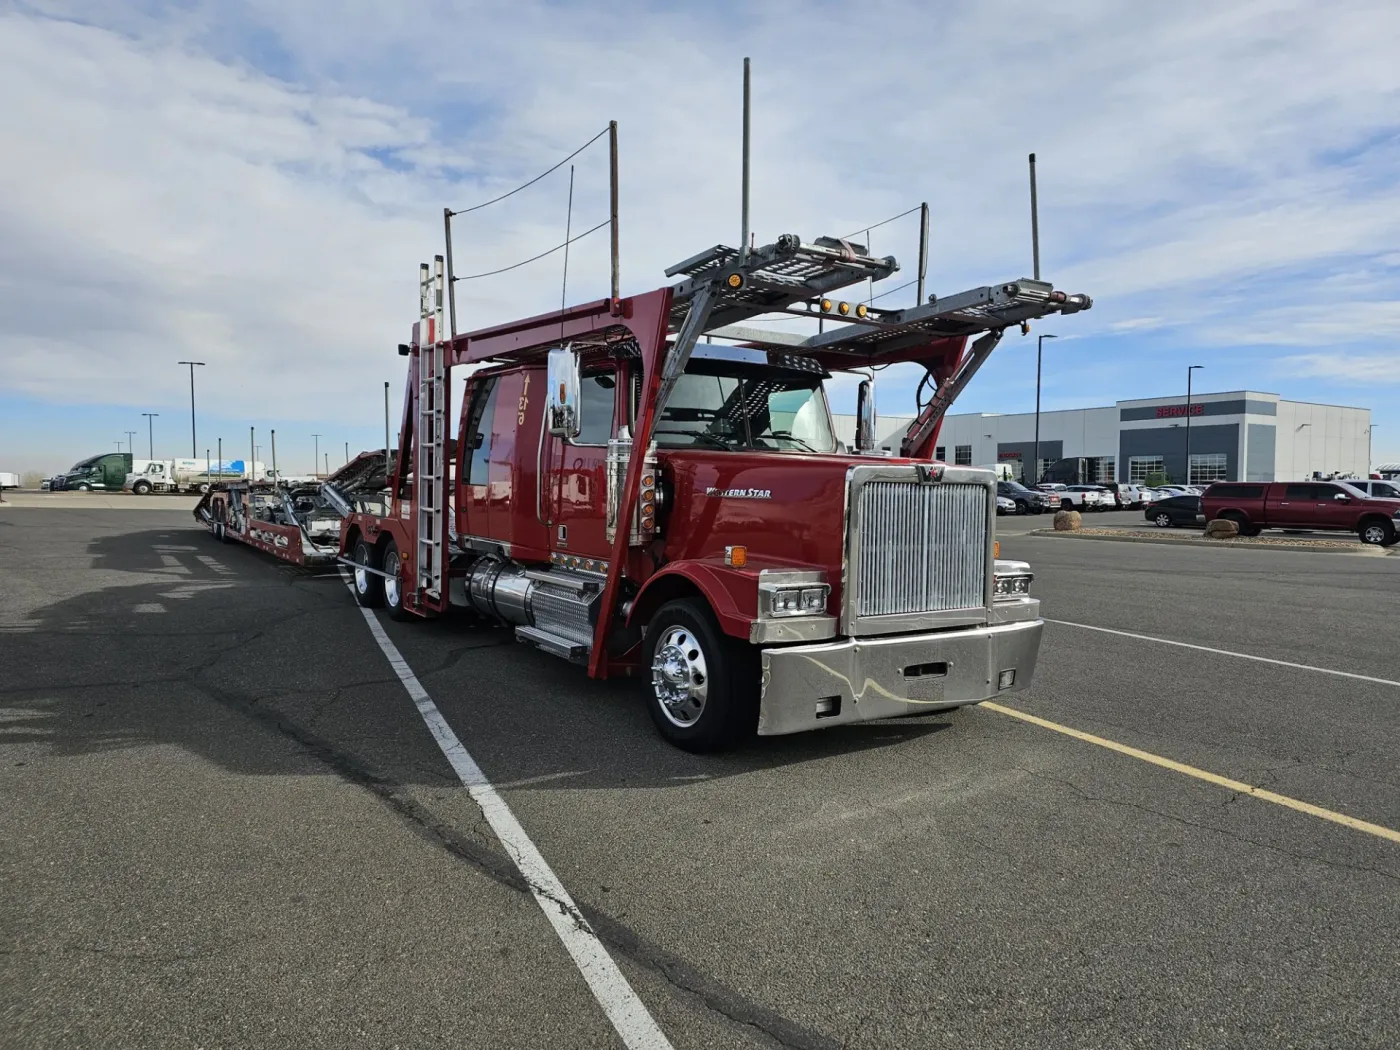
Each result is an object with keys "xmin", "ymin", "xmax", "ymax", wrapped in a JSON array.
[{"xmin": 318, "ymin": 234, "xmax": 1092, "ymax": 751}]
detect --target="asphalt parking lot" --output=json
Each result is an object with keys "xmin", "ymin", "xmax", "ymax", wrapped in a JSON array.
[{"xmin": 2, "ymin": 506, "xmax": 1398, "ymax": 1049}]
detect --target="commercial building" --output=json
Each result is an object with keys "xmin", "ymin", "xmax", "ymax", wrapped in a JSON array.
[{"xmin": 834, "ymin": 390, "xmax": 1372, "ymax": 485}]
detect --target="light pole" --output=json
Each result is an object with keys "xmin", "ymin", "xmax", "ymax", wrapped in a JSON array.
[
  {"xmin": 1033, "ymin": 333, "xmax": 1057, "ymax": 485},
  {"xmin": 1365, "ymin": 425, "xmax": 1377, "ymax": 475},
  {"xmin": 177, "ymin": 361, "xmax": 205, "ymax": 457},
  {"xmin": 312, "ymin": 433, "xmax": 322, "ymax": 477},
  {"xmin": 141, "ymin": 413, "xmax": 159, "ymax": 459},
  {"xmin": 124, "ymin": 431, "xmax": 137, "ymax": 460},
  {"xmin": 1184, "ymin": 365, "xmax": 1204, "ymax": 484}
]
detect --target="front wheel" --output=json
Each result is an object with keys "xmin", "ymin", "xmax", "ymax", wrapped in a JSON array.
[
  {"xmin": 1154, "ymin": 512, "xmax": 1173, "ymax": 528},
  {"xmin": 132, "ymin": 480, "xmax": 151, "ymax": 495},
  {"xmin": 1359, "ymin": 520, "xmax": 1396, "ymax": 547},
  {"xmin": 76, "ymin": 483, "xmax": 91, "ymax": 492},
  {"xmin": 644, "ymin": 599, "xmax": 757, "ymax": 753},
  {"xmin": 1015, "ymin": 500, "xmax": 1030, "ymax": 515}
]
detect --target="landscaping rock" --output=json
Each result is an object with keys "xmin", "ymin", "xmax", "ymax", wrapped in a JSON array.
[
  {"xmin": 1204, "ymin": 518, "xmax": 1240, "ymax": 539},
  {"xmin": 1053, "ymin": 510, "xmax": 1082, "ymax": 532}
]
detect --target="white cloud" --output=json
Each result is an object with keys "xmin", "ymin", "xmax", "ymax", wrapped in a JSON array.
[
  {"xmin": 1280, "ymin": 353, "xmax": 1400, "ymax": 384},
  {"xmin": 3, "ymin": 0, "xmax": 1400, "ymax": 457}
]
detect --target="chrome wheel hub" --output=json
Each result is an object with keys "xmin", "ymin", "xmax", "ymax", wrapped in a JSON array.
[
  {"xmin": 651, "ymin": 626, "xmax": 709, "ymax": 727},
  {"xmin": 384, "ymin": 561, "xmax": 400, "ymax": 606},
  {"xmin": 354, "ymin": 564, "xmax": 369, "ymax": 593}
]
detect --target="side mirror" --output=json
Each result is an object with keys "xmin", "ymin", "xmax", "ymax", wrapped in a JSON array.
[
  {"xmin": 546, "ymin": 345, "xmax": 581, "ymax": 439},
  {"xmin": 854, "ymin": 379, "xmax": 877, "ymax": 452},
  {"xmin": 1334, "ymin": 492, "xmax": 1350, "ymax": 501}
]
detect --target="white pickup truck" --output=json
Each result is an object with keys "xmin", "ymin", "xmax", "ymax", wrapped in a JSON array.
[{"xmin": 1038, "ymin": 483, "xmax": 1112, "ymax": 511}]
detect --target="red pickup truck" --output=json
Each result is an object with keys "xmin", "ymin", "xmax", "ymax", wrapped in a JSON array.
[{"xmin": 1203, "ymin": 481, "xmax": 1400, "ymax": 546}]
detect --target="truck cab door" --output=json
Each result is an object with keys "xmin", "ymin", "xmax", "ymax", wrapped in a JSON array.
[
  {"xmin": 1278, "ymin": 483, "xmax": 1319, "ymax": 527},
  {"xmin": 1314, "ymin": 484, "xmax": 1357, "ymax": 530},
  {"xmin": 542, "ymin": 368, "xmax": 620, "ymax": 563},
  {"xmin": 457, "ymin": 368, "xmax": 551, "ymax": 562}
]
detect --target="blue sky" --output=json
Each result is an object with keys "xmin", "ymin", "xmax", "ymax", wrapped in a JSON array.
[{"xmin": 2, "ymin": 0, "xmax": 1398, "ymax": 475}]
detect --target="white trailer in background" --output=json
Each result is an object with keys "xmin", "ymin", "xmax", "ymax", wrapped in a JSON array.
[{"xmin": 0, "ymin": 472, "xmax": 20, "ymax": 489}]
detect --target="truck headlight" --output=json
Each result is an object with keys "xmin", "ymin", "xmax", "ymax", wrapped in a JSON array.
[
  {"xmin": 993, "ymin": 559, "xmax": 1033, "ymax": 601},
  {"xmin": 760, "ymin": 579, "xmax": 831, "ymax": 618}
]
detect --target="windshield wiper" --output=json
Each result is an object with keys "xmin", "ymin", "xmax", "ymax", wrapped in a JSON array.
[
  {"xmin": 761, "ymin": 431, "xmax": 820, "ymax": 452},
  {"xmin": 655, "ymin": 429, "xmax": 733, "ymax": 450}
]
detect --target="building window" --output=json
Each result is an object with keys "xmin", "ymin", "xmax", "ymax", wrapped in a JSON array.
[
  {"xmin": 935, "ymin": 446, "xmax": 946, "ymax": 461},
  {"xmin": 1095, "ymin": 458, "xmax": 1116, "ymax": 483},
  {"xmin": 1189, "ymin": 453, "xmax": 1228, "ymax": 484},
  {"xmin": 954, "ymin": 445, "xmax": 973, "ymax": 465},
  {"xmin": 1129, "ymin": 456, "xmax": 1164, "ymax": 483}
]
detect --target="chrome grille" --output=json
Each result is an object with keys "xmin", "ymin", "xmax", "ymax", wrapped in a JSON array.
[{"xmin": 854, "ymin": 481, "xmax": 988, "ymax": 618}]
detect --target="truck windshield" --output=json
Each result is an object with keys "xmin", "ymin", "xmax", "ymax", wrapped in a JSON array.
[{"xmin": 654, "ymin": 370, "xmax": 836, "ymax": 453}]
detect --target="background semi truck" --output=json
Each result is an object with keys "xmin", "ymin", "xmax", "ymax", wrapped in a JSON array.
[
  {"xmin": 52, "ymin": 452, "xmax": 132, "ymax": 491},
  {"xmin": 124, "ymin": 459, "xmax": 266, "ymax": 494}
]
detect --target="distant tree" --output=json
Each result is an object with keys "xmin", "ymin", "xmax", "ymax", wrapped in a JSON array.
[
  {"xmin": 1145, "ymin": 471, "xmax": 1169, "ymax": 487},
  {"xmin": 21, "ymin": 471, "xmax": 44, "ymax": 489}
]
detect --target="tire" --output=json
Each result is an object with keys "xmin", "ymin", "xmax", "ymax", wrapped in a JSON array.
[
  {"xmin": 1015, "ymin": 500, "xmax": 1030, "ymax": 515},
  {"xmin": 76, "ymin": 483, "xmax": 91, "ymax": 492},
  {"xmin": 1153, "ymin": 512, "xmax": 1173, "ymax": 528},
  {"xmin": 132, "ymin": 480, "xmax": 151, "ymax": 495},
  {"xmin": 381, "ymin": 539, "xmax": 413, "ymax": 621},
  {"xmin": 197, "ymin": 483, "xmax": 211, "ymax": 494},
  {"xmin": 351, "ymin": 537, "xmax": 384, "ymax": 608},
  {"xmin": 1358, "ymin": 519, "xmax": 1396, "ymax": 547},
  {"xmin": 644, "ymin": 598, "xmax": 757, "ymax": 753},
  {"xmin": 1060, "ymin": 499, "xmax": 1074, "ymax": 510},
  {"xmin": 1219, "ymin": 510, "xmax": 1260, "ymax": 537}
]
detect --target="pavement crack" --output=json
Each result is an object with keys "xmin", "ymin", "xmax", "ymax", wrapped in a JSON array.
[{"xmin": 1015, "ymin": 767, "xmax": 1399, "ymax": 883}]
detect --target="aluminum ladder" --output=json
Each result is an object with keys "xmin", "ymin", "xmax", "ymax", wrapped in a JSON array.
[{"xmin": 415, "ymin": 257, "xmax": 447, "ymax": 602}]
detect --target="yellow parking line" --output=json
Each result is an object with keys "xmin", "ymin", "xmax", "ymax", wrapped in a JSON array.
[{"xmin": 982, "ymin": 701, "xmax": 1400, "ymax": 845}]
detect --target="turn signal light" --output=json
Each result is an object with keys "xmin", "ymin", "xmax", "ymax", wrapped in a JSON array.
[
  {"xmin": 820, "ymin": 298, "xmax": 833, "ymax": 312},
  {"xmin": 725, "ymin": 545, "xmax": 748, "ymax": 568},
  {"xmin": 855, "ymin": 303, "xmax": 868, "ymax": 318},
  {"xmin": 837, "ymin": 301, "xmax": 851, "ymax": 315},
  {"xmin": 727, "ymin": 273, "xmax": 744, "ymax": 289}
]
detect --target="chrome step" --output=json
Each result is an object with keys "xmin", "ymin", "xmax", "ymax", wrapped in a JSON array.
[{"xmin": 515, "ymin": 625, "xmax": 589, "ymax": 661}]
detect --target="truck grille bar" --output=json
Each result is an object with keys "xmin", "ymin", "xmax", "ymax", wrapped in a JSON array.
[{"xmin": 853, "ymin": 480, "xmax": 988, "ymax": 622}]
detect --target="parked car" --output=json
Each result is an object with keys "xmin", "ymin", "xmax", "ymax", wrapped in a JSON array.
[
  {"xmin": 1342, "ymin": 480, "xmax": 1400, "ymax": 500},
  {"xmin": 1064, "ymin": 484, "xmax": 1113, "ymax": 510},
  {"xmin": 996, "ymin": 495, "xmax": 1016, "ymax": 515},
  {"xmin": 1146, "ymin": 494, "xmax": 1204, "ymax": 528},
  {"xmin": 997, "ymin": 480, "xmax": 1053, "ymax": 515},
  {"xmin": 1203, "ymin": 481, "xmax": 1400, "ymax": 545}
]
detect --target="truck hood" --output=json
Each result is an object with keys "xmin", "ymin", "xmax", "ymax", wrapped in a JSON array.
[{"xmin": 657, "ymin": 450, "xmax": 992, "ymax": 573}]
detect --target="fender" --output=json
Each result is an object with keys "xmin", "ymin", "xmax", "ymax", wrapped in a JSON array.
[{"xmin": 626, "ymin": 560, "xmax": 760, "ymax": 641}]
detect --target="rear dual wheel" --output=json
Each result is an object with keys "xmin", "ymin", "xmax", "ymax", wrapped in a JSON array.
[{"xmin": 351, "ymin": 537, "xmax": 384, "ymax": 608}]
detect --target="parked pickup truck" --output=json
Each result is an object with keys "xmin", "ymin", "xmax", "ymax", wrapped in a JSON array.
[{"xmin": 1203, "ymin": 481, "xmax": 1400, "ymax": 546}]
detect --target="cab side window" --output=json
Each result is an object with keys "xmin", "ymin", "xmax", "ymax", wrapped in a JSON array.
[
  {"xmin": 464, "ymin": 377, "xmax": 501, "ymax": 486},
  {"xmin": 573, "ymin": 372, "xmax": 617, "ymax": 446}
]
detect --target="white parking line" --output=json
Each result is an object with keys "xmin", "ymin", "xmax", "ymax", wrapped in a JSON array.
[
  {"xmin": 1046, "ymin": 618, "xmax": 1400, "ymax": 690},
  {"xmin": 347, "ymin": 587, "xmax": 674, "ymax": 1050}
]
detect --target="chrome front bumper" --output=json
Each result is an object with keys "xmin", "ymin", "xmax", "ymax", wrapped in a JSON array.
[{"xmin": 756, "ymin": 614, "xmax": 1042, "ymax": 736}]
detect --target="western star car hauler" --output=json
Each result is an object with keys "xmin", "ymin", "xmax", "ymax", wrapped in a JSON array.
[{"xmin": 198, "ymin": 230, "xmax": 1091, "ymax": 751}]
